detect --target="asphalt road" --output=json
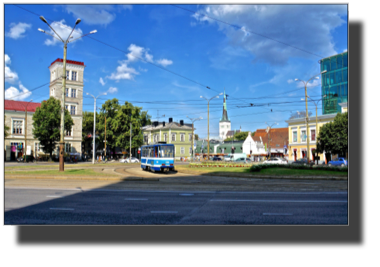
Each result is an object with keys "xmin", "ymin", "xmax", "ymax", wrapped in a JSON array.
[{"xmin": 5, "ymin": 187, "xmax": 347, "ymax": 225}]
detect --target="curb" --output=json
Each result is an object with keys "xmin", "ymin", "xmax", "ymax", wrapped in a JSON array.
[{"xmin": 176, "ymin": 170, "xmax": 348, "ymax": 180}]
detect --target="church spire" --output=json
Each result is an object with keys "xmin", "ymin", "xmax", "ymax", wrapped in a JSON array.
[{"xmin": 221, "ymin": 88, "xmax": 230, "ymax": 122}]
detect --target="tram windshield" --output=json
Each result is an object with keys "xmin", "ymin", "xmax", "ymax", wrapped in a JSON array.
[{"xmin": 160, "ymin": 145, "xmax": 174, "ymax": 158}]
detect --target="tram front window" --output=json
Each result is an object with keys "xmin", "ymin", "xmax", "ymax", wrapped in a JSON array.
[{"xmin": 160, "ymin": 145, "xmax": 174, "ymax": 158}]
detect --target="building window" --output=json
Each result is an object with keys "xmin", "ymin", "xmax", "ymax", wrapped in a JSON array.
[
  {"xmin": 65, "ymin": 105, "xmax": 69, "ymax": 110},
  {"xmin": 144, "ymin": 135, "xmax": 148, "ymax": 143},
  {"xmin": 293, "ymin": 131, "xmax": 297, "ymax": 142},
  {"xmin": 71, "ymin": 89, "xmax": 76, "ymax": 98},
  {"xmin": 66, "ymin": 129, "xmax": 72, "ymax": 136},
  {"xmin": 221, "ymin": 125, "xmax": 224, "ymax": 128},
  {"xmin": 65, "ymin": 143, "xmax": 71, "ymax": 153},
  {"xmin": 311, "ymin": 129, "xmax": 316, "ymax": 141},
  {"xmin": 301, "ymin": 130, "xmax": 306, "ymax": 142},
  {"xmin": 189, "ymin": 134, "xmax": 192, "ymax": 141},
  {"xmin": 180, "ymin": 133, "xmax": 185, "ymax": 142},
  {"xmin": 171, "ymin": 133, "xmax": 176, "ymax": 141},
  {"xmin": 13, "ymin": 120, "xmax": 23, "ymax": 134},
  {"xmin": 66, "ymin": 71, "xmax": 70, "ymax": 80},
  {"xmin": 66, "ymin": 88, "xmax": 69, "ymax": 97},
  {"xmin": 164, "ymin": 133, "xmax": 167, "ymax": 142},
  {"xmin": 180, "ymin": 147, "xmax": 185, "ymax": 154},
  {"xmin": 72, "ymin": 71, "xmax": 77, "ymax": 81},
  {"xmin": 70, "ymin": 106, "xmax": 76, "ymax": 115},
  {"xmin": 189, "ymin": 147, "xmax": 192, "ymax": 155}
]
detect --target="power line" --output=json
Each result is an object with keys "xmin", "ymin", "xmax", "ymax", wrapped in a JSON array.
[{"xmin": 172, "ymin": 4, "xmax": 324, "ymax": 59}]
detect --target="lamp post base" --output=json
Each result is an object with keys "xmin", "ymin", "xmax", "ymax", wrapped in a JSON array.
[{"xmin": 59, "ymin": 142, "xmax": 65, "ymax": 172}]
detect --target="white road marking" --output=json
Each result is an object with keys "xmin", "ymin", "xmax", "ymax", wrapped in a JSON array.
[
  {"xmin": 46, "ymin": 195, "xmax": 63, "ymax": 198},
  {"xmin": 125, "ymin": 198, "xmax": 148, "ymax": 201},
  {"xmin": 263, "ymin": 213, "xmax": 293, "ymax": 216},
  {"xmin": 49, "ymin": 208, "xmax": 74, "ymax": 211},
  {"xmin": 150, "ymin": 211, "xmax": 178, "ymax": 214}
]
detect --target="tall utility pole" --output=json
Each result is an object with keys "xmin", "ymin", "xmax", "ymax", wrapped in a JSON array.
[
  {"xmin": 201, "ymin": 93, "xmax": 223, "ymax": 161},
  {"xmin": 130, "ymin": 122, "xmax": 132, "ymax": 162},
  {"xmin": 18, "ymin": 100, "xmax": 33, "ymax": 162},
  {"xmin": 187, "ymin": 116, "xmax": 202, "ymax": 162},
  {"xmin": 86, "ymin": 92, "xmax": 107, "ymax": 164},
  {"xmin": 265, "ymin": 122, "xmax": 278, "ymax": 159},
  {"xmin": 38, "ymin": 16, "xmax": 97, "ymax": 171},
  {"xmin": 295, "ymin": 70, "xmax": 326, "ymax": 164}
]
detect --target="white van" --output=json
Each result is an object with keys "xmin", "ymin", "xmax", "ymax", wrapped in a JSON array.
[{"xmin": 229, "ymin": 153, "xmax": 247, "ymax": 161}]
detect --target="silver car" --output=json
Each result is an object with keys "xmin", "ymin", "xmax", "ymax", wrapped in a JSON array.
[{"xmin": 263, "ymin": 157, "xmax": 288, "ymax": 164}]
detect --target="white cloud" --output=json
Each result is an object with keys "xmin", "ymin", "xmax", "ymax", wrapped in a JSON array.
[
  {"xmin": 287, "ymin": 79, "xmax": 294, "ymax": 84},
  {"xmin": 5, "ymin": 82, "xmax": 32, "ymax": 100},
  {"xmin": 43, "ymin": 20, "xmax": 83, "ymax": 46},
  {"xmin": 5, "ymin": 54, "xmax": 19, "ymax": 84},
  {"xmin": 126, "ymin": 44, "xmax": 145, "ymax": 62},
  {"xmin": 6, "ymin": 22, "xmax": 31, "ymax": 39},
  {"xmin": 99, "ymin": 77, "xmax": 106, "ymax": 86},
  {"xmin": 106, "ymin": 62, "xmax": 139, "ymax": 81},
  {"xmin": 156, "ymin": 59, "xmax": 173, "ymax": 67},
  {"xmin": 107, "ymin": 87, "xmax": 118, "ymax": 94},
  {"xmin": 66, "ymin": 5, "xmax": 116, "ymax": 26},
  {"xmin": 145, "ymin": 52, "xmax": 154, "ymax": 63},
  {"xmin": 192, "ymin": 5, "xmax": 347, "ymax": 65}
]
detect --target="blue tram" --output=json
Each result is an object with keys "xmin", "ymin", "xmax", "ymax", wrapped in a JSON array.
[{"xmin": 141, "ymin": 144, "xmax": 175, "ymax": 172}]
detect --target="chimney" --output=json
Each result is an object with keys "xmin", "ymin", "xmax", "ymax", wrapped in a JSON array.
[
  {"xmin": 180, "ymin": 120, "xmax": 184, "ymax": 126},
  {"xmin": 169, "ymin": 118, "xmax": 173, "ymax": 123}
]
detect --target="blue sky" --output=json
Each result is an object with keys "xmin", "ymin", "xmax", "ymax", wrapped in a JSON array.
[{"xmin": 4, "ymin": 4, "xmax": 348, "ymax": 139}]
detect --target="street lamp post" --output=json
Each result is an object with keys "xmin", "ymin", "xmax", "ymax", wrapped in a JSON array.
[
  {"xmin": 38, "ymin": 16, "xmax": 97, "ymax": 171},
  {"xmin": 17, "ymin": 99, "xmax": 33, "ymax": 162},
  {"xmin": 302, "ymin": 95, "xmax": 326, "ymax": 165},
  {"xmin": 86, "ymin": 92, "xmax": 107, "ymax": 164},
  {"xmin": 200, "ymin": 93, "xmax": 223, "ymax": 161},
  {"xmin": 186, "ymin": 116, "xmax": 202, "ymax": 162},
  {"xmin": 265, "ymin": 122, "xmax": 278, "ymax": 159},
  {"xmin": 295, "ymin": 70, "xmax": 326, "ymax": 164}
]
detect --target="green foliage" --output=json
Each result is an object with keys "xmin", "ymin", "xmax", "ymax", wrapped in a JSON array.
[
  {"xmin": 96, "ymin": 99, "xmax": 151, "ymax": 153},
  {"xmin": 32, "ymin": 97, "xmax": 74, "ymax": 159},
  {"xmin": 195, "ymin": 134, "xmax": 199, "ymax": 140},
  {"xmin": 316, "ymin": 112, "xmax": 348, "ymax": 156},
  {"xmin": 4, "ymin": 115, "xmax": 10, "ymax": 138},
  {"xmin": 82, "ymin": 111, "xmax": 94, "ymax": 141},
  {"xmin": 224, "ymin": 131, "xmax": 254, "ymax": 141}
]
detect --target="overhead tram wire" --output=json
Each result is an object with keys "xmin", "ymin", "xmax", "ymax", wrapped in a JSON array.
[
  {"xmin": 171, "ymin": 4, "xmax": 324, "ymax": 59},
  {"xmin": 13, "ymin": 5, "xmax": 278, "ymax": 112}
]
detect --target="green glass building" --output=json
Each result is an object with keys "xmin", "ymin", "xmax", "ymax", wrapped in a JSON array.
[{"xmin": 320, "ymin": 51, "xmax": 348, "ymax": 114}]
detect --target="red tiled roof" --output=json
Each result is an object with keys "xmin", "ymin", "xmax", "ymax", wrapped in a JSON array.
[
  {"xmin": 4, "ymin": 100, "xmax": 41, "ymax": 112},
  {"xmin": 252, "ymin": 127, "xmax": 288, "ymax": 147},
  {"xmin": 50, "ymin": 58, "xmax": 85, "ymax": 67}
]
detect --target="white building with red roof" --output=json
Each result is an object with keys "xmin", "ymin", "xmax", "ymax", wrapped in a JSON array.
[{"xmin": 4, "ymin": 58, "xmax": 85, "ymax": 161}]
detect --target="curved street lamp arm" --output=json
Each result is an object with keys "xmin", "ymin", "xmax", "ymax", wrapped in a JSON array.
[
  {"xmin": 68, "ymin": 31, "xmax": 96, "ymax": 43},
  {"xmin": 39, "ymin": 29, "xmax": 63, "ymax": 42},
  {"xmin": 45, "ymin": 24, "xmax": 65, "ymax": 43}
]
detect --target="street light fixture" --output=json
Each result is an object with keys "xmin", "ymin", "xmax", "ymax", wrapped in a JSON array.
[
  {"xmin": 86, "ymin": 92, "xmax": 107, "ymax": 164},
  {"xmin": 294, "ymin": 70, "xmax": 327, "ymax": 164},
  {"xmin": 38, "ymin": 15, "xmax": 97, "ymax": 171},
  {"xmin": 186, "ymin": 116, "xmax": 202, "ymax": 162},
  {"xmin": 200, "ymin": 92, "xmax": 223, "ymax": 160},
  {"xmin": 265, "ymin": 122, "xmax": 278, "ymax": 159}
]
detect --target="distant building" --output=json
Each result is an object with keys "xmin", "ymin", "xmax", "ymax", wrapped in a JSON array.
[
  {"xmin": 253, "ymin": 127, "xmax": 289, "ymax": 158},
  {"xmin": 142, "ymin": 118, "xmax": 194, "ymax": 160},
  {"xmin": 320, "ymin": 51, "xmax": 348, "ymax": 114}
]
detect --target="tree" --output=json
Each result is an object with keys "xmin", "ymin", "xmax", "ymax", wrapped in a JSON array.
[
  {"xmin": 224, "ymin": 131, "xmax": 254, "ymax": 141},
  {"xmin": 96, "ymin": 99, "xmax": 151, "ymax": 155},
  {"xmin": 82, "ymin": 111, "xmax": 95, "ymax": 155},
  {"xmin": 316, "ymin": 112, "xmax": 348, "ymax": 157},
  {"xmin": 195, "ymin": 134, "xmax": 199, "ymax": 141},
  {"xmin": 4, "ymin": 115, "xmax": 10, "ymax": 138},
  {"xmin": 32, "ymin": 97, "xmax": 74, "ymax": 160}
]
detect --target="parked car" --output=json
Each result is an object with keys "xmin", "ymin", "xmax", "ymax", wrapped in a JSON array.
[
  {"xmin": 292, "ymin": 158, "xmax": 314, "ymax": 166},
  {"xmin": 125, "ymin": 157, "xmax": 140, "ymax": 163},
  {"xmin": 119, "ymin": 158, "xmax": 128, "ymax": 163},
  {"xmin": 224, "ymin": 156, "xmax": 232, "ymax": 162},
  {"xmin": 234, "ymin": 157, "xmax": 247, "ymax": 163},
  {"xmin": 328, "ymin": 157, "xmax": 348, "ymax": 167},
  {"xmin": 212, "ymin": 157, "xmax": 223, "ymax": 161},
  {"xmin": 263, "ymin": 157, "xmax": 288, "ymax": 165}
]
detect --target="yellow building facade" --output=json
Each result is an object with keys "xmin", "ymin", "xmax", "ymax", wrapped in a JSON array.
[{"xmin": 286, "ymin": 103, "xmax": 347, "ymax": 163}]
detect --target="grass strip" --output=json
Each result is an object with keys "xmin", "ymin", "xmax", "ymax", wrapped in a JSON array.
[{"xmin": 5, "ymin": 168, "xmax": 117, "ymax": 177}]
